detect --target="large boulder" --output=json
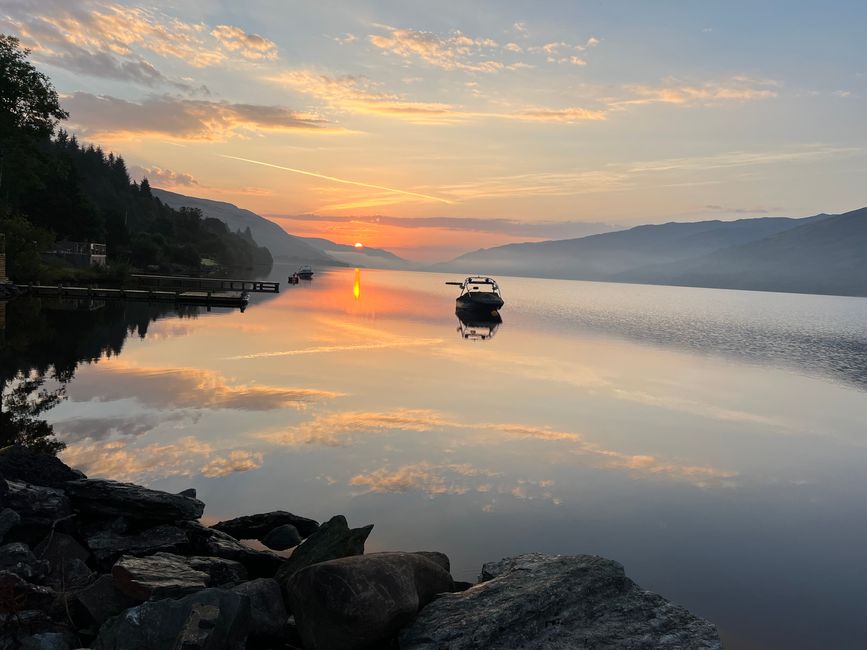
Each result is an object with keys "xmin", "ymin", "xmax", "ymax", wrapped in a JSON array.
[
  {"xmin": 186, "ymin": 556, "xmax": 248, "ymax": 586},
  {"xmin": 0, "ymin": 446, "xmax": 83, "ymax": 488},
  {"xmin": 399, "ymin": 553, "xmax": 722, "ymax": 650},
  {"xmin": 85, "ymin": 523, "xmax": 189, "ymax": 564},
  {"xmin": 34, "ymin": 532, "xmax": 92, "ymax": 590},
  {"xmin": 275, "ymin": 515, "xmax": 373, "ymax": 586},
  {"xmin": 92, "ymin": 588, "xmax": 251, "ymax": 650},
  {"xmin": 287, "ymin": 552, "xmax": 454, "ymax": 650},
  {"xmin": 0, "ymin": 571, "xmax": 56, "ymax": 612},
  {"xmin": 231, "ymin": 578, "xmax": 288, "ymax": 644},
  {"xmin": 212, "ymin": 510, "xmax": 319, "ymax": 540},
  {"xmin": 65, "ymin": 479, "xmax": 204, "ymax": 522},
  {"xmin": 112, "ymin": 553, "xmax": 209, "ymax": 601}
]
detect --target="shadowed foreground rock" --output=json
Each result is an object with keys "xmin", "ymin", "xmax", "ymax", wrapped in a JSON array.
[
  {"xmin": 288, "ymin": 552, "xmax": 454, "ymax": 650},
  {"xmin": 65, "ymin": 479, "xmax": 205, "ymax": 521},
  {"xmin": 275, "ymin": 515, "xmax": 372, "ymax": 586},
  {"xmin": 92, "ymin": 588, "xmax": 250, "ymax": 650},
  {"xmin": 213, "ymin": 510, "xmax": 319, "ymax": 540},
  {"xmin": 400, "ymin": 553, "xmax": 722, "ymax": 650}
]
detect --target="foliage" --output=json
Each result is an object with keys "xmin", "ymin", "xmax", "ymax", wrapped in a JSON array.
[
  {"xmin": 0, "ymin": 372, "xmax": 66, "ymax": 454},
  {"xmin": 0, "ymin": 35, "xmax": 272, "ymax": 281}
]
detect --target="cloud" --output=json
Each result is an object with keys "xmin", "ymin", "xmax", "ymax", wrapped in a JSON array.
[
  {"xmin": 513, "ymin": 107, "xmax": 605, "ymax": 122},
  {"xmin": 210, "ymin": 25, "xmax": 278, "ymax": 61},
  {"xmin": 368, "ymin": 26, "xmax": 518, "ymax": 73},
  {"xmin": 616, "ymin": 76, "xmax": 780, "ymax": 107},
  {"xmin": 268, "ymin": 71, "xmax": 460, "ymax": 123},
  {"xmin": 67, "ymin": 360, "xmax": 341, "ymax": 411},
  {"xmin": 200, "ymin": 450, "xmax": 264, "ymax": 477},
  {"xmin": 129, "ymin": 165, "xmax": 198, "ymax": 186},
  {"xmin": 350, "ymin": 461, "xmax": 496, "ymax": 495},
  {"xmin": 3, "ymin": 0, "xmax": 277, "ymax": 89},
  {"xmin": 61, "ymin": 437, "xmax": 263, "ymax": 482},
  {"xmin": 53, "ymin": 412, "xmax": 195, "ymax": 442},
  {"xmin": 257, "ymin": 407, "xmax": 735, "ymax": 486},
  {"xmin": 62, "ymin": 92, "xmax": 336, "ymax": 141}
]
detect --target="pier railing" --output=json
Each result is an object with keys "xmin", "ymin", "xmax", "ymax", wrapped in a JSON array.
[{"xmin": 130, "ymin": 274, "xmax": 279, "ymax": 293}]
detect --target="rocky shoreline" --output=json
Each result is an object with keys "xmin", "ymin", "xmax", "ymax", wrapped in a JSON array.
[{"xmin": 0, "ymin": 446, "xmax": 722, "ymax": 649}]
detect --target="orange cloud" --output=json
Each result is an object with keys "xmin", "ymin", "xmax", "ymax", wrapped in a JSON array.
[
  {"xmin": 617, "ymin": 76, "xmax": 780, "ymax": 107},
  {"xmin": 63, "ymin": 93, "xmax": 337, "ymax": 141},
  {"xmin": 350, "ymin": 461, "xmax": 497, "ymax": 495}
]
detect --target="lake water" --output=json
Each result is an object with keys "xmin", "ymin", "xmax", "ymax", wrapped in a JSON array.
[{"xmin": 4, "ymin": 266, "xmax": 867, "ymax": 648}]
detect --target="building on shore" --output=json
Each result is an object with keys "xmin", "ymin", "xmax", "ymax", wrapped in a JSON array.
[{"xmin": 45, "ymin": 240, "xmax": 107, "ymax": 268}]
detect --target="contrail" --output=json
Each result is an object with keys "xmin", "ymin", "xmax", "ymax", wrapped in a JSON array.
[{"xmin": 219, "ymin": 154, "xmax": 454, "ymax": 204}]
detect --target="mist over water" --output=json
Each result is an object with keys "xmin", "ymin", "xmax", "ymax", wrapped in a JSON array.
[{"xmin": 7, "ymin": 267, "xmax": 866, "ymax": 649}]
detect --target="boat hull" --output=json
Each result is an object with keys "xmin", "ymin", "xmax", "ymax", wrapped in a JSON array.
[{"xmin": 456, "ymin": 292, "xmax": 504, "ymax": 311}]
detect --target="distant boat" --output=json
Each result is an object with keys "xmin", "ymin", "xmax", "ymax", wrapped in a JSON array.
[
  {"xmin": 296, "ymin": 266, "xmax": 314, "ymax": 279},
  {"xmin": 446, "ymin": 276, "xmax": 504, "ymax": 311},
  {"xmin": 287, "ymin": 273, "xmax": 300, "ymax": 284}
]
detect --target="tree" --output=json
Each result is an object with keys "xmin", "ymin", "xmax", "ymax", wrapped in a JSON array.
[
  {"xmin": 0, "ymin": 372, "xmax": 66, "ymax": 454},
  {"xmin": 0, "ymin": 35, "xmax": 68, "ymax": 139}
]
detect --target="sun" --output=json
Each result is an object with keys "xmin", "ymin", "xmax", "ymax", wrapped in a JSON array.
[{"xmin": 354, "ymin": 242, "xmax": 364, "ymax": 248}]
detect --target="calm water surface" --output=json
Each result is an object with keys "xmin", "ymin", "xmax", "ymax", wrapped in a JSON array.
[{"xmin": 6, "ymin": 267, "xmax": 867, "ymax": 649}]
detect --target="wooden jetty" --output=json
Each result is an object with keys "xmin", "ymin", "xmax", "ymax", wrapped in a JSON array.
[
  {"xmin": 130, "ymin": 274, "xmax": 279, "ymax": 293},
  {"xmin": 15, "ymin": 284, "xmax": 249, "ymax": 309}
]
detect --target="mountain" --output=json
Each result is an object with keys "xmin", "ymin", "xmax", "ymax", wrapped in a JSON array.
[
  {"xmin": 152, "ymin": 189, "xmax": 339, "ymax": 265},
  {"xmin": 300, "ymin": 237, "xmax": 414, "ymax": 269},
  {"xmin": 614, "ymin": 207, "xmax": 867, "ymax": 296},
  {"xmin": 439, "ymin": 214, "xmax": 829, "ymax": 280}
]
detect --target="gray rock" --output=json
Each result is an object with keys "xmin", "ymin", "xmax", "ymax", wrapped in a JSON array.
[
  {"xmin": 112, "ymin": 552, "xmax": 209, "ymax": 601},
  {"xmin": 0, "ymin": 508, "xmax": 20, "ymax": 541},
  {"xmin": 186, "ymin": 556, "xmax": 248, "ymax": 586},
  {"xmin": 213, "ymin": 510, "xmax": 319, "ymax": 540},
  {"xmin": 73, "ymin": 574, "xmax": 138, "ymax": 626},
  {"xmin": 399, "ymin": 553, "xmax": 722, "ymax": 650},
  {"xmin": 2, "ymin": 481, "xmax": 71, "ymax": 528},
  {"xmin": 92, "ymin": 588, "xmax": 251, "ymax": 650},
  {"xmin": 65, "ymin": 479, "xmax": 204, "ymax": 522},
  {"xmin": 85, "ymin": 523, "xmax": 188, "ymax": 563},
  {"xmin": 287, "ymin": 552, "xmax": 454, "ymax": 650},
  {"xmin": 0, "ymin": 445, "xmax": 83, "ymax": 488},
  {"xmin": 231, "ymin": 578, "xmax": 288, "ymax": 643},
  {"xmin": 183, "ymin": 521, "xmax": 283, "ymax": 578},
  {"xmin": 16, "ymin": 632, "xmax": 76, "ymax": 650},
  {"xmin": 0, "ymin": 542, "xmax": 50, "ymax": 581},
  {"xmin": 261, "ymin": 523, "xmax": 301, "ymax": 550},
  {"xmin": 275, "ymin": 515, "xmax": 373, "ymax": 586}
]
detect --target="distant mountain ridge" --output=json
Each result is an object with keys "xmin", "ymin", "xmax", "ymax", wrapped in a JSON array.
[
  {"xmin": 153, "ymin": 189, "xmax": 339, "ymax": 265},
  {"xmin": 438, "ymin": 209, "xmax": 867, "ymax": 297},
  {"xmin": 153, "ymin": 189, "xmax": 412, "ymax": 269}
]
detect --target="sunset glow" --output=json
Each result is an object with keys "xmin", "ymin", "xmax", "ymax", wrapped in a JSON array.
[{"xmin": 9, "ymin": 1, "xmax": 864, "ymax": 260}]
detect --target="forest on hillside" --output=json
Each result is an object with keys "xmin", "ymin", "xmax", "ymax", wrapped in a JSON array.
[{"xmin": 0, "ymin": 35, "xmax": 272, "ymax": 282}]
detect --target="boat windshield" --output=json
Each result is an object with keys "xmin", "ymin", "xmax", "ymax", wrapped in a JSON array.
[{"xmin": 464, "ymin": 277, "xmax": 499, "ymax": 293}]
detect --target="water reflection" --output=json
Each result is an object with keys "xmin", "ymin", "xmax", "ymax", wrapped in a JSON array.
[
  {"xmin": 353, "ymin": 268, "xmax": 361, "ymax": 301},
  {"xmin": 455, "ymin": 309, "xmax": 502, "ymax": 341}
]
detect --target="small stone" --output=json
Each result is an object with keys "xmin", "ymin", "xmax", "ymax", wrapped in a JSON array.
[
  {"xmin": 0, "ymin": 507, "xmax": 20, "ymax": 541},
  {"xmin": 0, "ymin": 571, "xmax": 56, "ymax": 611},
  {"xmin": 261, "ymin": 524, "xmax": 301, "ymax": 551},
  {"xmin": 112, "ymin": 552, "xmax": 209, "ymax": 601},
  {"xmin": 183, "ymin": 521, "xmax": 283, "ymax": 578}
]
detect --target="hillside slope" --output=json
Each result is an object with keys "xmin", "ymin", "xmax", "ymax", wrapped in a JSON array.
[
  {"xmin": 153, "ymin": 189, "xmax": 338, "ymax": 265},
  {"xmin": 301, "ymin": 237, "xmax": 413, "ymax": 269},
  {"xmin": 439, "ymin": 215, "xmax": 828, "ymax": 280},
  {"xmin": 615, "ymin": 207, "xmax": 867, "ymax": 296}
]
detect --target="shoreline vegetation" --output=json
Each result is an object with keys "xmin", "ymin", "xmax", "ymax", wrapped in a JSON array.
[
  {"xmin": 0, "ymin": 36, "xmax": 272, "ymax": 286},
  {"xmin": 0, "ymin": 445, "xmax": 722, "ymax": 649}
]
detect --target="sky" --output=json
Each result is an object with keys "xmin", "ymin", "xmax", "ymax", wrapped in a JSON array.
[{"xmin": 2, "ymin": 0, "xmax": 866, "ymax": 260}]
